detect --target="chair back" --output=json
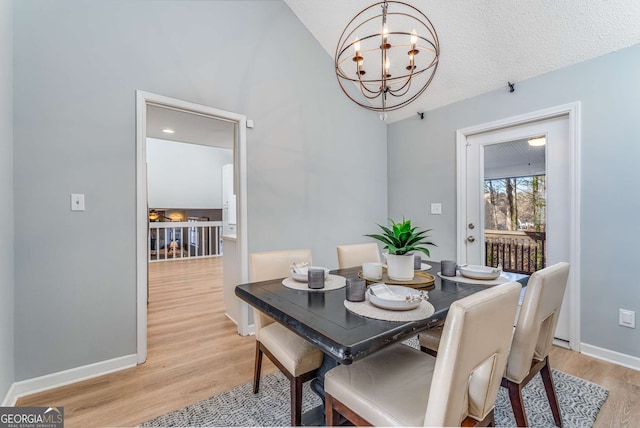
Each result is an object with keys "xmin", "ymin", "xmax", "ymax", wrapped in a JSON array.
[
  {"xmin": 505, "ymin": 262, "xmax": 570, "ymax": 383},
  {"xmin": 336, "ymin": 243, "xmax": 381, "ymax": 269},
  {"xmin": 249, "ymin": 249, "xmax": 313, "ymax": 336},
  {"xmin": 424, "ymin": 281, "xmax": 522, "ymax": 426}
]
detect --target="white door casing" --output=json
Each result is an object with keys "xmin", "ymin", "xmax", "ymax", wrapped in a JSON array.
[
  {"xmin": 135, "ymin": 91, "xmax": 250, "ymax": 363},
  {"xmin": 456, "ymin": 103, "xmax": 581, "ymax": 349}
]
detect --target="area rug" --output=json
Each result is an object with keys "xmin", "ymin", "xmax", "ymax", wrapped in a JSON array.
[{"xmin": 142, "ymin": 341, "xmax": 608, "ymax": 427}]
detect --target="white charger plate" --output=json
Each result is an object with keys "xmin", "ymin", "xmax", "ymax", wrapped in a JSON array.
[
  {"xmin": 458, "ymin": 264, "xmax": 501, "ymax": 280},
  {"xmin": 367, "ymin": 284, "xmax": 421, "ymax": 311}
]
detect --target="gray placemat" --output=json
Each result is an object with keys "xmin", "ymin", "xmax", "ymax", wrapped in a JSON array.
[
  {"xmin": 282, "ymin": 274, "xmax": 346, "ymax": 291},
  {"xmin": 437, "ymin": 271, "xmax": 508, "ymax": 285},
  {"xmin": 344, "ymin": 295, "xmax": 435, "ymax": 321}
]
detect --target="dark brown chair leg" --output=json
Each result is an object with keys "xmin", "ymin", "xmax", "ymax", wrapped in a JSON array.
[
  {"xmin": 325, "ymin": 394, "xmax": 372, "ymax": 426},
  {"xmin": 325, "ymin": 394, "xmax": 341, "ymax": 427},
  {"xmin": 540, "ymin": 357, "xmax": 562, "ymax": 427},
  {"xmin": 290, "ymin": 375, "xmax": 303, "ymax": 426},
  {"xmin": 503, "ymin": 378, "xmax": 528, "ymax": 427},
  {"xmin": 252, "ymin": 342, "xmax": 263, "ymax": 394},
  {"xmin": 462, "ymin": 409, "xmax": 494, "ymax": 427},
  {"xmin": 484, "ymin": 409, "xmax": 495, "ymax": 427}
]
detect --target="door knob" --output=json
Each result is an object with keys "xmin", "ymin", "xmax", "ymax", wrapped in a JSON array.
[{"xmin": 467, "ymin": 236, "xmax": 476, "ymax": 243}]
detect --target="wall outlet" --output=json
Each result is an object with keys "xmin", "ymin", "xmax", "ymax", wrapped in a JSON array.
[
  {"xmin": 619, "ymin": 309, "xmax": 635, "ymax": 328},
  {"xmin": 430, "ymin": 203, "xmax": 442, "ymax": 215}
]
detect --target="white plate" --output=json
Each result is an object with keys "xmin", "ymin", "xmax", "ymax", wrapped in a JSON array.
[
  {"xmin": 458, "ymin": 264, "xmax": 501, "ymax": 280},
  {"xmin": 290, "ymin": 266, "xmax": 330, "ymax": 282},
  {"xmin": 367, "ymin": 284, "xmax": 421, "ymax": 311}
]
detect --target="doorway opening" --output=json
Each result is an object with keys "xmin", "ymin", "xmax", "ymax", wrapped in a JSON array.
[
  {"xmin": 456, "ymin": 102, "xmax": 581, "ymax": 350},
  {"xmin": 136, "ymin": 91, "xmax": 249, "ymax": 364}
]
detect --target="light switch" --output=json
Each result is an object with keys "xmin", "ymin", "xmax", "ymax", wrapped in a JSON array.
[
  {"xmin": 430, "ymin": 203, "xmax": 442, "ymax": 215},
  {"xmin": 71, "ymin": 194, "xmax": 85, "ymax": 211},
  {"xmin": 619, "ymin": 309, "xmax": 635, "ymax": 328}
]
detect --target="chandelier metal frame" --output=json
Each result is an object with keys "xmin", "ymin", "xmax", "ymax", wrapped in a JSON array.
[{"xmin": 334, "ymin": 1, "xmax": 440, "ymax": 113}]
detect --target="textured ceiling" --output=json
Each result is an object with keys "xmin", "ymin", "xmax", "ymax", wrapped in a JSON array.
[{"xmin": 284, "ymin": 0, "xmax": 640, "ymax": 123}]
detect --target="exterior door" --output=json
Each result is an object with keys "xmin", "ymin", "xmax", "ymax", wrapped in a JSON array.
[{"xmin": 462, "ymin": 115, "xmax": 572, "ymax": 343}]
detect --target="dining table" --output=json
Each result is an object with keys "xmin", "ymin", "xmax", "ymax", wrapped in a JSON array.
[{"xmin": 235, "ymin": 261, "xmax": 529, "ymax": 424}]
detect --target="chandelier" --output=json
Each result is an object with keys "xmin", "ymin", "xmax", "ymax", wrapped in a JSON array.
[{"xmin": 334, "ymin": 1, "xmax": 440, "ymax": 117}]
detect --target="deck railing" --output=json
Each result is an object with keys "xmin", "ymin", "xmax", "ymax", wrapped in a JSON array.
[
  {"xmin": 149, "ymin": 221, "xmax": 222, "ymax": 262},
  {"xmin": 484, "ymin": 230, "xmax": 546, "ymax": 274}
]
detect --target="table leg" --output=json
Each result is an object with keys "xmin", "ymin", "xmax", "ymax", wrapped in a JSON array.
[
  {"xmin": 302, "ymin": 353, "xmax": 341, "ymax": 426},
  {"xmin": 310, "ymin": 352, "xmax": 339, "ymax": 404}
]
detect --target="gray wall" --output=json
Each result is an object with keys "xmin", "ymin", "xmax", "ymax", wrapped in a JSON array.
[
  {"xmin": 388, "ymin": 43, "xmax": 640, "ymax": 357},
  {"xmin": 0, "ymin": 0, "xmax": 14, "ymax": 401},
  {"xmin": 13, "ymin": 0, "xmax": 386, "ymax": 380}
]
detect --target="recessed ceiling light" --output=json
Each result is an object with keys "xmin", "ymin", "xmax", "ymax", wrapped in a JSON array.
[
  {"xmin": 528, "ymin": 136, "xmax": 546, "ymax": 147},
  {"xmin": 162, "ymin": 128, "xmax": 175, "ymax": 134}
]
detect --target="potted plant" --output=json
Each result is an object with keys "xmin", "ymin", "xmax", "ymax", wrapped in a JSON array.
[{"xmin": 366, "ymin": 218, "xmax": 436, "ymax": 281}]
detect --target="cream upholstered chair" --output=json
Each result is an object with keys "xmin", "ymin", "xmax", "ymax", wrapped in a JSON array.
[
  {"xmin": 250, "ymin": 249, "xmax": 324, "ymax": 426},
  {"xmin": 418, "ymin": 262, "xmax": 570, "ymax": 427},
  {"xmin": 502, "ymin": 262, "xmax": 570, "ymax": 427},
  {"xmin": 325, "ymin": 281, "xmax": 522, "ymax": 427},
  {"xmin": 336, "ymin": 243, "xmax": 381, "ymax": 269}
]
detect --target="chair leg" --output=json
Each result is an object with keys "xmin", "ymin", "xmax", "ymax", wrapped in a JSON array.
[
  {"xmin": 461, "ymin": 408, "xmax": 494, "ymax": 427},
  {"xmin": 290, "ymin": 375, "xmax": 303, "ymax": 426},
  {"xmin": 483, "ymin": 409, "xmax": 495, "ymax": 427},
  {"xmin": 325, "ymin": 393, "xmax": 372, "ymax": 426},
  {"xmin": 252, "ymin": 342, "xmax": 263, "ymax": 394},
  {"xmin": 503, "ymin": 378, "xmax": 528, "ymax": 427},
  {"xmin": 540, "ymin": 357, "xmax": 562, "ymax": 427},
  {"xmin": 325, "ymin": 394, "xmax": 341, "ymax": 427}
]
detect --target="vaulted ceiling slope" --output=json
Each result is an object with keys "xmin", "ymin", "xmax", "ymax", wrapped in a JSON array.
[{"xmin": 284, "ymin": 0, "xmax": 640, "ymax": 122}]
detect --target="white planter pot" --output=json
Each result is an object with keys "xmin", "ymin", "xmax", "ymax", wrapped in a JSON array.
[{"xmin": 386, "ymin": 253, "xmax": 415, "ymax": 281}]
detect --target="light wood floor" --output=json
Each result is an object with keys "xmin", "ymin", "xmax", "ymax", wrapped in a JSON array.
[{"xmin": 17, "ymin": 257, "xmax": 640, "ymax": 427}]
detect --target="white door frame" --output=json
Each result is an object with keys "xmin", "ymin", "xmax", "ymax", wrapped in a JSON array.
[
  {"xmin": 135, "ymin": 90, "xmax": 249, "ymax": 363},
  {"xmin": 455, "ymin": 102, "xmax": 581, "ymax": 350}
]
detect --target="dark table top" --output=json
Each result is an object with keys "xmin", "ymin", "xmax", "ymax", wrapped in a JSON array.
[{"xmin": 235, "ymin": 261, "xmax": 528, "ymax": 365}]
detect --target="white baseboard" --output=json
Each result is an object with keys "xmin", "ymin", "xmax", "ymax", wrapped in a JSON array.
[
  {"xmin": 224, "ymin": 312, "xmax": 238, "ymax": 326},
  {"xmin": 2, "ymin": 383, "xmax": 18, "ymax": 407},
  {"xmin": 580, "ymin": 342, "xmax": 640, "ymax": 371},
  {"xmin": 2, "ymin": 354, "xmax": 137, "ymax": 406},
  {"xmin": 225, "ymin": 313, "xmax": 255, "ymax": 337}
]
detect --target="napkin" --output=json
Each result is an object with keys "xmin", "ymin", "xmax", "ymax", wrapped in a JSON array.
[
  {"xmin": 291, "ymin": 262, "xmax": 309, "ymax": 275},
  {"xmin": 369, "ymin": 284, "xmax": 405, "ymax": 301}
]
